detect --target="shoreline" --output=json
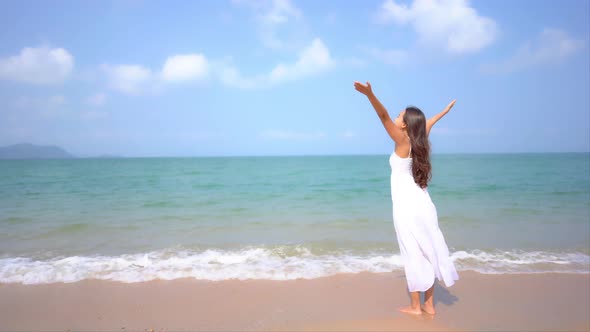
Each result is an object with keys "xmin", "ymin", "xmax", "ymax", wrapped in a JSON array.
[
  {"xmin": 0, "ymin": 271, "xmax": 588, "ymax": 331},
  {"xmin": 3, "ymin": 248, "xmax": 588, "ymax": 285}
]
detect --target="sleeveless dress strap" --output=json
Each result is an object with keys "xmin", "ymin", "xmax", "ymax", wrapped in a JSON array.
[{"xmin": 408, "ymin": 146, "xmax": 412, "ymax": 158}]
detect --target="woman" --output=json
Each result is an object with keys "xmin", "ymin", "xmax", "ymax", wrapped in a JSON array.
[{"xmin": 354, "ymin": 81, "xmax": 459, "ymax": 315}]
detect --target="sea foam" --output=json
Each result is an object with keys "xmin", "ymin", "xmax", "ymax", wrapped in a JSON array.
[{"xmin": 0, "ymin": 246, "xmax": 587, "ymax": 284}]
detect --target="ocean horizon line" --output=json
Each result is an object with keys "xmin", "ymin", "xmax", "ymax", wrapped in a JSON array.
[{"xmin": 3, "ymin": 151, "xmax": 588, "ymax": 160}]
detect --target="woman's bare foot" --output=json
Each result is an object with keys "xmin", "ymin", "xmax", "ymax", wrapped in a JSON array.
[
  {"xmin": 421, "ymin": 304, "xmax": 436, "ymax": 315},
  {"xmin": 398, "ymin": 305, "xmax": 422, "ymax": 315}
]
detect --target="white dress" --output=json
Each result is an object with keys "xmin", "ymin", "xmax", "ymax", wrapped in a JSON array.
[{"xmin": 389, "ymin": 147, "xmax": 459, "ymax": 292}]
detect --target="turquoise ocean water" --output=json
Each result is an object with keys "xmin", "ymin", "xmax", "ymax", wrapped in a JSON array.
[{"xmin": 1, "ymin": 153, "xmax": 589, "ymax": 284}]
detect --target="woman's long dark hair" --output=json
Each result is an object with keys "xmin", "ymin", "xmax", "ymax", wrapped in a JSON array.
[{"xmin": 403, "ymin": 106, "xmax": 431, "ymax": 188}]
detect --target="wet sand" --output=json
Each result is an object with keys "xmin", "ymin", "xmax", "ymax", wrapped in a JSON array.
[{"xmin": 0, "ymin": 271, "xmax": 588, "ymax": 331}]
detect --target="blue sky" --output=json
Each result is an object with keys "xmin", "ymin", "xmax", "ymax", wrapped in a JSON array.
[{"xmin": 0, "ymin": 0, "xmax": 588, "ymax": 157}]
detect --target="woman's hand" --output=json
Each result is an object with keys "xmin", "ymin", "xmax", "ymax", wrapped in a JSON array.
[
  {"xmin": 354, "ymin": 81, "xmax": 374, "ymax": 97},
  {"xmin": 444, "ymin": 99, "xmax": 457, "ymax": 112}
]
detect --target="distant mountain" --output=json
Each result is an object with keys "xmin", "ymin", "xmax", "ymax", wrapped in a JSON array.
[{"xmin": 0, "ymin": 143, "xmax": 76, "ymax": 159}]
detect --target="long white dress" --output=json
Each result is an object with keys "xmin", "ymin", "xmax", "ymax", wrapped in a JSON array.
[{"xmin": 389, "ymin": 147, "xmax": 459, "ymax": 292}]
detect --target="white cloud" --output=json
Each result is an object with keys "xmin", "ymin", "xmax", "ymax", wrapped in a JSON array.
[
  {"xmin": 270, "ymin": 38, "xmax": 334, "ymax": 82},
  {"xmin": 480, "ymin": 28, "xmax": 585, "ymax": 74},
  {"xmin": 0, "ymin": 45, "xmax": 74, "ymax": 84},
  {"xmin": 234, "ymin": 0, "xmax": 305, "ymax": 50},
  {"xmin": 161, "ymin": 54, "xmax": 209, "ymax": 82},
  {"xmin": 260, "ymin": 0, "xmax": 302, "ymax": 24},
  {"xmin": 100, "ymin": 53, "xmax": 210, "ymax": 94},
  {"xmin": 219, "ymin": 38, "xmax": 335, "ymax": 89},
  {"xmin": 100, "ymin": 64, "xmax": 153, "ymax": 95},
  {"xmin": 98, "ymin": 37, "xmax": 334, "ymax": 93},
  {"xmin": 259, "ymin": 129, "xmax": 326, "ymax": 140},
  {"xmin": 259, "ymin": 0, "xmax": 303, "ymax": 50},
  {"xmin": 377, "ymin": 0, "xmax": 497, "ymax": 55},
  {"xmin": 86, "ymin": 93, "xmax": 107, "ymax": 107}
]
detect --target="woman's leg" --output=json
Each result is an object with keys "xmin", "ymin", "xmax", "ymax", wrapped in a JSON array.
[
  {"xmin": 422, "ymin": 284, "xmax": 436, "ymax": 314},
  {"xmin": 398, "ymin": 291, "xmax": 422, "ymax": 315}
]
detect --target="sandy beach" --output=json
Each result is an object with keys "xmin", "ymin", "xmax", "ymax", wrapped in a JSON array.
[{"xmin": 0, "ymin": 271, "xmax": 588, "ymax": 331}]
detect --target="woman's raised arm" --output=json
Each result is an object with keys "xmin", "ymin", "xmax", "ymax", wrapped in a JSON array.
[
  {"xmin": 354, "ymin": 81, "xmax": 405, "ymax": 144},
  {"xmin": 426, "ymin": 99, "xmax": 456, "ymax": 136}
]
